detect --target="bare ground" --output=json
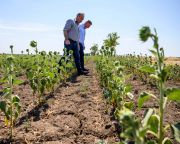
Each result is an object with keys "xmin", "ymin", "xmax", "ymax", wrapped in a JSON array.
[
  {"xmin": 126, "ymin": 75, "xmax": 180, "ymax": 143},
  {"xmin": 0, "ymin": 59, "xmax": 118, "ymax": 144}
]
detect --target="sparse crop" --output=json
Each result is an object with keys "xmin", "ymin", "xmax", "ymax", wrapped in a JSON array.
[{"xmin": 0, "ymin": 55, "xmax": 21, "ymax": 139}]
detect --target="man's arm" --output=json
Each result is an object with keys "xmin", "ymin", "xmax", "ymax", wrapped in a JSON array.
[
  {"xmin": 64, "ymin": 30, "xmax": 70, "ymax": 45},
  {"xmin": 63, "ymin": 19, "xmax": 73, "ymax": 45}
]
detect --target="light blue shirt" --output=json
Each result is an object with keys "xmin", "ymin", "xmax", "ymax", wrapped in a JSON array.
[{"xmin": 79, "ymin": 24, "xmax": 86, "ymax": 48}]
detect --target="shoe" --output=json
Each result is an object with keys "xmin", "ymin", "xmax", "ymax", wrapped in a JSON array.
[
  {"xmin": 83, "ymin": 70, "xmax": 89, "ymax": 73},
  {"xmin": 78, "ymin": 70, "xmax": 89, "ymax": 76},
  {"xmin": 82, "ymin": 68, "xmax": 89, "ymax": 71}
]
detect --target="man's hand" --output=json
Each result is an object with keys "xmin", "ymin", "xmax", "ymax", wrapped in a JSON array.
[
  {"xmin": 64, "ymin": 30, "xmax": 70, "ymax": 45},
  {"xmin": 65, "ymin": 39, "xmax": 70, "ymax": 45}
]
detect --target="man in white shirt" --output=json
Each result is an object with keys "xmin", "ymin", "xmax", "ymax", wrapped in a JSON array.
[{"xmin": 79, "ymin": 20, "xmax": 92, "ymax": 71}]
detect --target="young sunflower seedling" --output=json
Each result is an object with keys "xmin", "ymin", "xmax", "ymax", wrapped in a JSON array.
[
  {"xmin": 0, "ymin": 55, "xmax": 21, "ymax": 140},
  {"xmin": 138, "ymin": 26, "xmax": 180, "ymax": 144},
  {"xmin": 10, "ymin": 45, "xmax": 14, "ymax": 54}
]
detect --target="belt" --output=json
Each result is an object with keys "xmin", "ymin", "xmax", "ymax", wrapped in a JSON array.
[{"xmin": 69, "ymin": 39, "xmax": 77, "ymax": 43}]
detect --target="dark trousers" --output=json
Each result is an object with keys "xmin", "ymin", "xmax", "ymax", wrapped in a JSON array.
[
  {"xmin": 64, "ymin": 39, "xmax": 81, "ymax": 73},
  {"xmin": 79, "ymin": 43, "xmax": 85, "ymax": 70}
]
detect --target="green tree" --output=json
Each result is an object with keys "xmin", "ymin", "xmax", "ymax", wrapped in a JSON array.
[
  {"xmin": 90, "ymin": 44, "xmax": 98, "ymax": 55},
  {"xmin": 101, "ymin": 32, "xmax": 120, "ymax": 56}
]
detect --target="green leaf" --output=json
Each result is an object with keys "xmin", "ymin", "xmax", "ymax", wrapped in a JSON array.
[
  {"xmin": 149, "ymin": 48, "xmax": 157, "ymax": 57},
  {"xmin": 161, "ymin": 69, "xmax": 168, "ymax": 82},
  {"xmin": 139, "ymin": 126, "xmax": 149, "ymax": 139},
  {"xmin": 47, "ymin": 72, "xmax": 54, "ymax": 78},
  {"xmin": 138, "ymin": 92, "xmax": 155, "ymax": 109},
  {"xmin": 120, "ymin": 127, "xmax": 134, "ymax": 139},
  {"xmin": 3, "ymin": 88, "xmax": 11, "ymax": 99},
  {"xmin": 139, "ymin": 65, "xmax": 155, "ymax": 73},
  {"xmin": 3, "ymin": 87, "xmax": 11, "ymax": 94},
  {"xmin": 124, "ymin": 102, "xmax": 134, "ymax": 110},
  {"xmin": 13, "ymin": 102, "xmax": 21, "ymax": 111},
  {"xmin": 150, "ymin": 74, "xmax": 159, "ymax": 80},
  {"xmin": 171, "ymin": 122, "xmax": 180, "ymax": 143},
  {"xmin": 147, "ymin": 140, "xmax": 157, "ymax": 144},
  {"xmin": 0, "ymin": 78, "xmax": 6, "ymax": 83},
  {"xmin": 59, "ymin": 66, "xmax": 65, "ymax": 71},
  {"xmin": 148, "ymin": 115, "xmax": 159, "ymax": 136},
  {"xmin": 13, "ymin": 79, "xmax": 24, "ymax": 85},
  {"xmin": 162, "ymin": 137, "xmax": 173, "ymax": 144},
  {"xmin": 166, "ymin": 88, "xmax": 180, "ymax": 102},
  {"xmin": 6, "ymin": 107, "xmax": 11, "ymax": 120},
  {"xmin": 116, "ymin": 107, "xmax": 134, "ymax": 120},
  {"xmin": 6, "ymin": 55, "xmax": 14, "ymax": 62},
  {"xmin": 26, "ymin": 71, "xmax": 33, "ymax": 79},
  {"xmin": 0, "ymin": 101, "xmax": 6, "ymax": 113},
  {"xmin": 66, "ymin": 63, "xmax": 73, "ymax": 68},
  {"xmin": 12, "ymin": 95, "xmax": 20, "ymax": 103},
  {"xmin": 125, "ymin": 84, "xmax": 132, "ymax": 93},
  {"xmin": 142, "ymin": 108, "xmax": 153, "ymax": 127}
]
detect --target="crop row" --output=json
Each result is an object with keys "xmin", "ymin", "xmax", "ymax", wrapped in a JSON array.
[
  {"xmin": 0, "ymin": 41, "xmax": 75, "ymax": 139},
  {"xmin": 95, "ymin": 26, "xmax": 180, "ymax": 144}
]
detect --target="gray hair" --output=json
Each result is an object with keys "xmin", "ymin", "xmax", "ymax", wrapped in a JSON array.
[{"xmin": 76, "ymin": 13, "xmax": 85, "ymax": 17}]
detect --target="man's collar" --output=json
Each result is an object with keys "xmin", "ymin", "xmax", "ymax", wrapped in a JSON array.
[{"xmin": 74, "ymin": 19, "xmax": 79, "ymax": 25}]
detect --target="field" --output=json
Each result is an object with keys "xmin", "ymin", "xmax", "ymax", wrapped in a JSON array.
[
  {"xmin": 0, "ymin": 28, "xmax": 180, "ymax": 144},
  {"xmin": 0, "ymin": 58, "xmax": 117, "ymax": 143},
  {"xmin": 0, "ymin": 55, "xmax": 179, "ymax": 144},
  {"xmin": 165, "ymin": 57, "xmax": 180, "ymax": 65}
]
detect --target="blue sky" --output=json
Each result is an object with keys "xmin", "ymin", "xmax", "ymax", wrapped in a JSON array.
[{"xmin": 0, "ymin": 0, "xmax": 180, "ymax": 56}]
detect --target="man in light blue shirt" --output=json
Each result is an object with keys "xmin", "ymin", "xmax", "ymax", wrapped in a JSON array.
[{"xmin": 79, "ymin": 20, "xmax": 92, "ymax": 71}]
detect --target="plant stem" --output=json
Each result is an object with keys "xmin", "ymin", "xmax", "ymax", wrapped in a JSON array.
[
  {"xmin": 159, "ymin": 81, "xmax": 164, "ymax": 144},
  {"xmin": 10, "ymin": 75, "xmax": 13, "ymax": 140},
  {"xmin": 155, "ymin": 36, "xmax": 164, "ymax": 144}
]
